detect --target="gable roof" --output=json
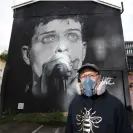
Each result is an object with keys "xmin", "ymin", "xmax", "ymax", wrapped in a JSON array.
[{"xmin": 12, "ymin": 0, "xmax": 122, "ymax": 10}]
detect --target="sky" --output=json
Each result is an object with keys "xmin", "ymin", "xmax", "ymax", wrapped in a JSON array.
[{"xmin": 0, "ymin": 0, "xmax": 133, "ymax": 53}]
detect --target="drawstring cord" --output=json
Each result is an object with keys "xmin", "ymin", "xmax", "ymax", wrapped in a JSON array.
[{"xmin": 92, "ymin": 99, "xmax": 94, "ymax": 113}]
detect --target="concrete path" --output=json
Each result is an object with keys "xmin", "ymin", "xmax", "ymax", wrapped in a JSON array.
[
  {"xmin": 36, "ymin": 126, "xmax": 65, "ymax": 133},
  {"xmin": 0, "ymin": 122, "xmax": 39, "ymax": 133},
  {"xmin": 0, "ymin": 122, "xmax": 65, "ymax": 133}
]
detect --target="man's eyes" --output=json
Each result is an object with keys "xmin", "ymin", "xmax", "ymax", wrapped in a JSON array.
[
  {"xmin": 42, "ymin": 35, "xmax": 57, "ymax": 44},
  {"xmin": 81, "ymin": 75, "xmax": 97, "ymax": 78},
  {"xmin": 41, "ymin": 32, "xmax": 79, "ymax": 44},
  {"xmin": 67, "ymin": 33, "xmax": 79, "ymax": 42}
]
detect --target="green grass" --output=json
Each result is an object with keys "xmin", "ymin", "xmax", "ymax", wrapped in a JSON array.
[
  {"xmin": 0, "ymin": 115, "xmax": 13, "ymax": 124},
  {"xmin": 0, "ymin": 110, "xmax": 15, "ymax": 124},
  {"xmin": 0, "ymin": 110, "xmax": 67, "ymax": 125},
  {"xmin": 15, "ymin": 112, "xmax": 67, "ymax": 123}
]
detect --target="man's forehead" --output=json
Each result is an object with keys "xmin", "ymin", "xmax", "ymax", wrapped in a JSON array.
[
  {"xmin": 80, "ymin": 68, "xmax": 98, "ymax": 75},
  {"xmin": 35, "ymin": 18, "xmax": 81, "ymax": 35}
]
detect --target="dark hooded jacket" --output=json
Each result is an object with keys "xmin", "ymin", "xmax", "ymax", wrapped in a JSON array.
[{"xmin": 65, "ymin": 91, "xmax": 133, "ymax": 133}]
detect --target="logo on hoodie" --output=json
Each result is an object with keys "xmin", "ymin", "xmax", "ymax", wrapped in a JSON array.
[{"xmin": 76, "ymin": 108, "xmax": 102, "ymax": 133}]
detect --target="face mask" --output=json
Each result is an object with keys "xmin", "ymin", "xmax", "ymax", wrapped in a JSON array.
[{"xmin": 82, "ymin": 77, "xmax": 97, "ymax": 97}]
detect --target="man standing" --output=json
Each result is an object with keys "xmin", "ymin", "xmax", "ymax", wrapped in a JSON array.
[{"xmin": 65, "ymin": 63, "xmax": 133, "ymax": 133}]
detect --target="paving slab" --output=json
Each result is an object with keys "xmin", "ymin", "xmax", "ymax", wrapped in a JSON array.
[
  {"xmin": 0, "ymin": 121, "xmax": 66, "ymax": 133},
  {"xmin": 0, "ymin": 121, "xmax": 40, "ymax": 133},
  {"xmin": 36, "ymin": 126, "xmax": 58, "ymax": 133},
  {"xmin": 58, "ymin": 127, "xmax": 66, "ymax": 133},
  {"xmin": 36, "ymin": 126, "xmax": 65, "ymax": 133}
]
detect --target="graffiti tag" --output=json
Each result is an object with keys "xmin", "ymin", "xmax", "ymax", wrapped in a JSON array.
[{"xmin": 101, "ymin": 77, "xmax": 115, "ymax": 85}]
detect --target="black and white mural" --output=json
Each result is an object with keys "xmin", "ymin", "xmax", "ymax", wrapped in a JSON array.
[{"xmin": 1, "ymin": 1, "xmax": 130, "ymax": 112}]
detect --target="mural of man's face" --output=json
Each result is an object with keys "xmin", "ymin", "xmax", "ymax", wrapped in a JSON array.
[{"xmin": 22, "ymin": 18, "xmax": 87, "ymax": 78}]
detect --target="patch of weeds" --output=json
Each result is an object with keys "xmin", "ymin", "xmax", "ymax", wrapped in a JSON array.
[
  {"xmin": 0, "ymin": 109, "xmax": 68, "ymax": 125},
  {"xmin": 0, "ymin": 109, "xmax": 17, "ymax": 124},
  {"xmin": 14, "ymin": 112, "xmax": 67, "ymax": 124}
]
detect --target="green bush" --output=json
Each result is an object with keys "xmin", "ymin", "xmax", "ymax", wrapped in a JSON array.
[{"xmin": 0, "ymin": 50, "xmax": 8, "ymax": 61}]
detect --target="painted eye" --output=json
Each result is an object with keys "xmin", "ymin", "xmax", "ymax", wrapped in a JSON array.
[
  {"xmin": 42, "ymin": 35, "xmax": 57, "ymax": 44},
  {"xmin": 67, "ymin": 33, "xmax": 78, "ymax": 42}
]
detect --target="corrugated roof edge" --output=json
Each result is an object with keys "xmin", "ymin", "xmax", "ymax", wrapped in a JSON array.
[
  {"xmin": 125, "ymin": 41, "xmax": 133, "ymax": 43},
  {"xmin": 12, "ymin": 0, "xmax": 122, "ymax": 10}
]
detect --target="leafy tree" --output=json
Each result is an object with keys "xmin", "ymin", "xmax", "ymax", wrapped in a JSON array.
[{"xmin": 0, "ymin": 50, "xmax": 8, "ymax": 61}]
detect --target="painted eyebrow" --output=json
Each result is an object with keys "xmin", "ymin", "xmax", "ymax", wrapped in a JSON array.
[
  {"xmin": 40, "ymin": 31, "xmax": 56, "ymax": 36},
  {"xmin": 66, "ymin": 28, "xmax": 81, "ymax": 33},
  {"xmin": 40, "ymin": 28, "xmax": 81, "ymax": 36}
]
